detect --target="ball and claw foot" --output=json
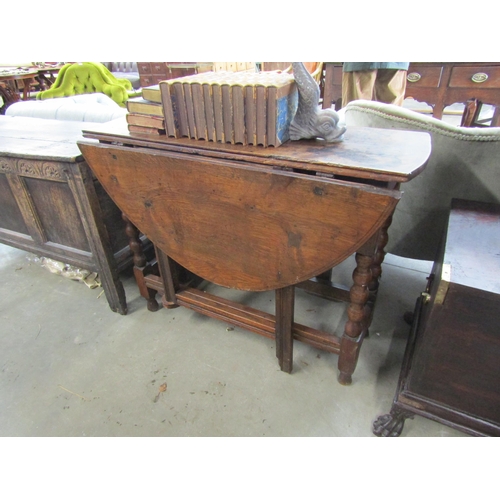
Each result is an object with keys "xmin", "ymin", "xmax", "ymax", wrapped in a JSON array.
[{"xmin": 372, "ymin": 411, "xmax": 412, "ymax": 437}]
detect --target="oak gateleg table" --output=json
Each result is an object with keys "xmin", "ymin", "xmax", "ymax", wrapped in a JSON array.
[{"xmin": 78, "ymin": 119, "xmax": 430, "ymax": 385}]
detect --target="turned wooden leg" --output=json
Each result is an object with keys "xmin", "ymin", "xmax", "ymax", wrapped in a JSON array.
[
  {"xmin": 366, "ymin": 214, "xmax": 392, "ymax": 331},
  {"xmin": 275, "ymin": 285, "xmax": 295, "ymax": 374},
  {"xmin": 338, "ymin": 252, "xmax": 373, "ymax": 385},
  {"xmin": 123, "ymin": 213, "xmax": 159, "ymax": 312}
]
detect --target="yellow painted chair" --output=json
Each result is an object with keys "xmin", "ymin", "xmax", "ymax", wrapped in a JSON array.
[{"xmin": 37, "ymin": 62, "xmax": 136, "ymax": 107}]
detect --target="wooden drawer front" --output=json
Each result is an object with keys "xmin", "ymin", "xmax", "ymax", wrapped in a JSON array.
[
  {"xmin": 449, "ymin": 65, "xmax": 500, "ymax": 88},
  {"xmin": 140, "ymin": 76, "xmax": 155, "ymax": 87},
  {"xmin": 155, "ymin": 76, "xmax": 167, "ymax": 85},
  {"xmin": 138, "ymin": 62, "xmax": 152, "ymax": 74},
  {"xmin": 406, "ymin": 65, "xmax": 443, "ymax": 87},
  {"xmin": 151, "ymin": 63, "xmax": 169, "ymax": 76},
  {"xmin": 168, "ymin": 67, "xmax": 199, "ymax": 79}
]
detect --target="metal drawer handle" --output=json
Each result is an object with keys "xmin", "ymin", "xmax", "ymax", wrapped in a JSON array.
[
  {"xmin": 407, "ymin": 72, "xmax": 421, "ymax": 83},
  {"xmin": 471, "ymin": 72, "xmax": 488, "ymax": 83}
]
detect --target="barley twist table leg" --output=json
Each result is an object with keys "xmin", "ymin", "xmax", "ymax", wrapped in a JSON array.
[
  {"xmin": 366, "ymin": 215, "xmax": 392, "ymax": 332},
  {"xmin": 338, "ymin": 252, "xmax": 373, "ymax": 385}
]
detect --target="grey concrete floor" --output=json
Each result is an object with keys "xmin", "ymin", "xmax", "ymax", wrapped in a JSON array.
[{"xmin": 0, "ymin": 241, "xmax": 468, "ymax": 437}]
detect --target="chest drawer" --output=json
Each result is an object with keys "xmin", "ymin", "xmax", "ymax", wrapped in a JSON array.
[
  {"xmin": 138, "ymin": 62, "xmax": 152, "ymax": 74},
  {"xmin": 449, "ymin": 65, "xmax": 500, "ymax": 88},
  {"xmin": 140, "ymin": 75, "xmax": 155, "ymax": 87},
  {"xmin": 151, "ymin": 63, "xmax": 169, "ymax": 76},
  {"xmin": 406, "ymin": 65, "xmax": 443, "ymax": 87}
]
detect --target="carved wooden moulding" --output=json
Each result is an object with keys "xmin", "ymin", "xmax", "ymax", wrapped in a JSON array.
[{"xmin": 0, "ymin": 157, "xmax": 67, "ymax": 181}]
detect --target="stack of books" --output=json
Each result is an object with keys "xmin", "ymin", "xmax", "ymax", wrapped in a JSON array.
[
  {"xmin": 156, "ymin": 71, "xmax": 298, "ymax": 147},
  {"xmin": 126, "ymin": 88, "xmax": 166, "ymax": 136}
]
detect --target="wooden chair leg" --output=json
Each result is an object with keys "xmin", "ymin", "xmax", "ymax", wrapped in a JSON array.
[
  {"xmin": 491, "ymin": 106, "xmax": 500, "ymax": 127},
  {"xmin": 275, "ymin": 285, "xmax": 295, "ymax": 373},
  {"xmin": 461, "ymin": 98, "xmax": 482, "ymax": 127}
]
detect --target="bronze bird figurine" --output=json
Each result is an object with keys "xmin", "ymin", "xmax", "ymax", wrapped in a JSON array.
[{"xmin": 289, "ymin": 62, "xmax": 346, "ymax": 142}]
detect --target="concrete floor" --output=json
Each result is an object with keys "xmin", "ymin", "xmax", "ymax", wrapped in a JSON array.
[{"xmin": 0, "ymin": 241, "xmax": 468, "ymax": 437}]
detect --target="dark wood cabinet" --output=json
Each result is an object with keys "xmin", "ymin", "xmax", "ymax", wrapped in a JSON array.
[{"xmin": 373, "ymin": 199, "xmax": 500, "ymax": 436}]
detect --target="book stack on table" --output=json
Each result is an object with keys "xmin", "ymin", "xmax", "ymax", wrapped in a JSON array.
[
  {"xmin": 125, "ymin": 89, "xmax": 166, "ymax": 136},
  {"xmin": 137, "ymin": 71, "xmax": 298, "ymax": 147}
]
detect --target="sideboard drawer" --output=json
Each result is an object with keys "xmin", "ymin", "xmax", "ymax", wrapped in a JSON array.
[
  {"xmin": 449, "ymin": 65, "xmax": 500, "ymax": 88},
  {"xmin": 406, "ymin": 65, "xmax": 443, "ymax": 87}
]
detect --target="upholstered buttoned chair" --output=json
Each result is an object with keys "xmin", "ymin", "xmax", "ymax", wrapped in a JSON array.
[
  {"xmin": 37, "ymin": 62, "xmax": 135, "ymax": 107},
  {"xmin": 343, "ymin": 99, "xmax": 500, "ymax": 262}
]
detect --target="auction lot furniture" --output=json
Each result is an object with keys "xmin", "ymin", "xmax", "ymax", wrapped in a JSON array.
[
  {"xmin": 0, "ymin": 65, "xmax": 65, "ymax": 112},
  {"xmin": 0, "ymin": 70, "xmax": 38, "ymax": 109},
  {"xmin": 0, "ymin": 116, "xmax": 142, "ymax": 314},
  {"xmin": 32, "ymin": 63, "xmax": 65, "ymax": 90},
  {"xmin": 36, "ymin": 62, "xmax": 134, "ymax": 107},
  {"xmin": 78, "ymin": 120, "xmax": 430, "ymax": 384},
  {"xmin": 323, "ymin": 62, "xmax": 500, "ymax": 126},
  {"xmin": 373, "ymin": 199, "xmax": 500, "ymax": 436}
]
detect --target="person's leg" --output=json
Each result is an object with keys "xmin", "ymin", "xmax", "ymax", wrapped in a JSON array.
[
  {"xmin": 342, "ymin": 70, "xmax": 377, "ymax": 107},
  {"xmin": 373, "ymin": 69, "xmax": 407, "ymax": 105}
]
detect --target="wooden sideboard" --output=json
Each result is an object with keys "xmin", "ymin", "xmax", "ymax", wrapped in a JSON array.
[
  {"xmin": 0, "ymin": 116, "xmax": 151, "ymax": 315},
  {"xmin": 137, "ymin": 62, "xmax": 213, "ymax": 88},
  {"xmin": 373, "ymin": 199, "xmax": 500, "ymax": 436},
  {"xmin": 323, "ymin": 62, "xmax": 500, "ymax": 125}
]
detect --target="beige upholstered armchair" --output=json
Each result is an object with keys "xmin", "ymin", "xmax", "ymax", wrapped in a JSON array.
[{"xmin": 343, "ymin": 100, "xmax": 500, "ymax": 261}]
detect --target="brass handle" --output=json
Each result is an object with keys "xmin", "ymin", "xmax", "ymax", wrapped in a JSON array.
[
  {"xmin": 421, "ymin": 292, "xmax": 431, "ymax": 304},
  {"xmin": 407, "ymin": 72, "xmax": 421, "ymax": 83},
  {"xmin": 471, "ymin": 72, "xmax": 488, "ymax": 83}
]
